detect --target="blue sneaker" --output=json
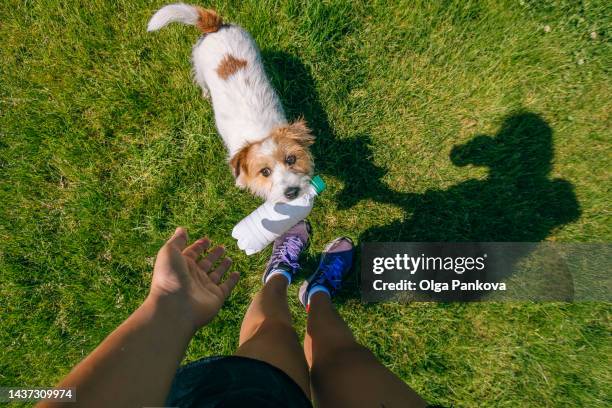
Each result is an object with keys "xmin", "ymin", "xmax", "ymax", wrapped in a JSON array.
[
  {"xmin": 299, "ymin": 237, "xmax": 354, "ymax": 310},
  {"xmin": 262, "ymin": 220, "xmax": 311, "ymax": 284}
]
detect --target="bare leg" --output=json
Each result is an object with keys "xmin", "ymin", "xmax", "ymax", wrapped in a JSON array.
[
  {"xmin": 234, "ymin": 275, "xmax": 310, "ymax": 397},
  {"xmin": 304, "ymin": 292, "xmax": 427, "ymax": 408}
]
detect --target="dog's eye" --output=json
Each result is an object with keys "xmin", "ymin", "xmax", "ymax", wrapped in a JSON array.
[
  {"xmin": 285, "ymin": 155, "xmax": 296, "ymax": 165},
  {"xmin": 260, "ymin": 167, "xmax": 271, "ymax": 177}
]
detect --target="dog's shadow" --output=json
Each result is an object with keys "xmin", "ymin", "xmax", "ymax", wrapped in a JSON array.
[{"xmin": 262, "ymin": 51, "xmax": 581, "ymax": 300}]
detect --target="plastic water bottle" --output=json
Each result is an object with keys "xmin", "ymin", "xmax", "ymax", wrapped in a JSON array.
[{"xmin": 232, "ymin": 176, "xmax": 326, "ymax": 255}]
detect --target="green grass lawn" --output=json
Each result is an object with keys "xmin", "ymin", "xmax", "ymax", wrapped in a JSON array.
[{"xmin": 1, "ymin": 0, "xmax": 611, "ymax": 406}]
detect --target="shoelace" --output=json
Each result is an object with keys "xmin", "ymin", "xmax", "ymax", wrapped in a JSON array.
[
  {"xmin": 271, "ymin": 236, "xmax": 304, "ymax": 272},
  {"xmin": 316, "ymin": 256, "xmax": 346, "ymax": 291}
]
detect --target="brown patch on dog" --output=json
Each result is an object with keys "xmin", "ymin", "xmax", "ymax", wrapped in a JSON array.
[
  {"xmin": 229, "ymin": 121, "xmax": 314, "ymax": 198},
  {"xmin": 229, "ymin": 143, "xmax": 252, "ymax": 178},
  {"xmin": 272, "ymin": 119, "xmax": 315, "ymax": 175},
  {"xmin": 272, "ymin": 119, "xmax": 315, "ymax": 148},
  {"xmin": 230, "ymin": 140, "xmax": 274, "ymax": 197},
  {"xmin": 216, "ymin": 54, "xmax": 248, "ymax": 80},
  {"xmin": 196, "ymin": 7, "xmax": 223, "ymax": 33},
  {"xmin": 241, "ymin": 158, "xmax": 274, "ymax": 196}
]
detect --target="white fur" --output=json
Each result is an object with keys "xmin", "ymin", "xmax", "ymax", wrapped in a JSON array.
[
  {"xmin": 192, "ymin": 26, "xmax": 288, "ymax": 156},
  {"xmin": 149, "ymin": 4, "xmax": 311, "ymax": 202},
  {"xmin": 147, "ymin": 3, "xmax": 200, "ymax": 32},
  {"xmin": 262, "ymin": 138, "xmax": 311, "ymax": 203},
  {"xmin": 148, "ymin": 3, "xmax": 287, "ymax": 157}
]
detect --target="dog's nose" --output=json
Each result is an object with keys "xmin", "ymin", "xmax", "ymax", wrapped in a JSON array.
[{"xmin": 284, "ymin": 187, "xmax": 300, "ymax": 200}]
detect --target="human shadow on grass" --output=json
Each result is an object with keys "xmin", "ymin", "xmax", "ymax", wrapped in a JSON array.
[{"xmin": 262, "ymin": 51, "xmax": 580, "ymax": 300}]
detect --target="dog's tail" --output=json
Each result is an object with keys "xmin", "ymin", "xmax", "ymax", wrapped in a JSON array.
[{"xmin": 147, "ymin": 3, "xmax": 222, "ymax": 33}]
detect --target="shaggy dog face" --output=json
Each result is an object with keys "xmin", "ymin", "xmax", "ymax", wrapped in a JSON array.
[{"xmin": 230, "ymin": 120, "xmax": 314, "ymax": 201}]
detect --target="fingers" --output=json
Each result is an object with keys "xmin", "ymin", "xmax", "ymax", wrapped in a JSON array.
[
  {"xmin": 167, "ymin": 227, "xmax": 188, "ymax": 250},
  {"xmin": 219, "ymin": 272, "xmax": 240, "ymax": 298},
  {"xmin": 197, "ymin": 246, "xmax": 225, "ymax": 272},
  {"xmin": 208, "ymin": 257, "xmax": 232, "ymax": 284},
  {"xmin": 183, "ymin": 237, "xmax": 211, "ymax": 260},
  {"xmin": 200, "ymin": 254, "xmax": 238, "ymax": 298}
]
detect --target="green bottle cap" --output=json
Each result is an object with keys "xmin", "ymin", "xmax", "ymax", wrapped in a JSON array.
[{"xmin": 310, "ymin": 175, "xmax": 326, "ymax": 194}]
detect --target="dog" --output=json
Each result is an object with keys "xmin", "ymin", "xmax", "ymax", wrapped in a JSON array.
[{"xmin": 148, "ymin": 3, "xmax": 314, "ymax": 202}]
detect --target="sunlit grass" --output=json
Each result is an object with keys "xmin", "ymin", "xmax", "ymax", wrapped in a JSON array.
[{"xmin": 1, "ymin": 1, "xmax": 610, "ymax": 406}]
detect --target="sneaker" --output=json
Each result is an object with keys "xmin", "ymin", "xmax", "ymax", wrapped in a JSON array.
[
  {"xmin": 262, "ymin": 220, "xmax": 311, "ymax": 284},
  {"xmin": 299, "ymin": 237, "xmax": 354, "ymax": 310}
]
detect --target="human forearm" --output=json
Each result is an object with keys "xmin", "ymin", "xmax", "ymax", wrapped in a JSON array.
[
  {"xmin": 39, "ymin": 229, "xmax": 238, "ymax": 407},
  {"xmin": 39, "ymin": 296, "xmax": 195, "ymax": 408}
]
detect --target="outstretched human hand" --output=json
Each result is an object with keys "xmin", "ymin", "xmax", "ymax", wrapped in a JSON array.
[
  {"xmin": 44, "ymin": 227, "xmax": 240, "ymax": 408},
  {"xmin": 149, "ymin": 227, "xmax": 240, "ymax": 331}
]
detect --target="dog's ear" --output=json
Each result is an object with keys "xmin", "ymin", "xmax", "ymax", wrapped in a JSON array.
[
  {"xmin": 229, "ymin": 144, "xmax": 250, "ymax": 187},
  {"xmin": 286, "ymin": 119, "xmax": 315, "ymax": 147}
]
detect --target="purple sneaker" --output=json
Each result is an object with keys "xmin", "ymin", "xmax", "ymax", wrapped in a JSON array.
[
  {"xmin": 299, "ymin": 237, "xmax": 354, "ymax": 310},
  {"xmin": 262, "ymin": 220, "xmax": 311, "ymax": 284}
]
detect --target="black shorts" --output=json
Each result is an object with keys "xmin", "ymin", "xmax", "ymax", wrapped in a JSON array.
[{"xmin": 165, "ymin": 356, "xmax": 312, "ymax": 408}]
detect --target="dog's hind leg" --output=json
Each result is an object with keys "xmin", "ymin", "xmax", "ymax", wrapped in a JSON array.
[
  {"xmin": 192, "ymin": 59, "xmax": 211, "ymax": 100},
  {"xmin": 200, "ymin": 81, "xmax": 211, "ymax": 99}
]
